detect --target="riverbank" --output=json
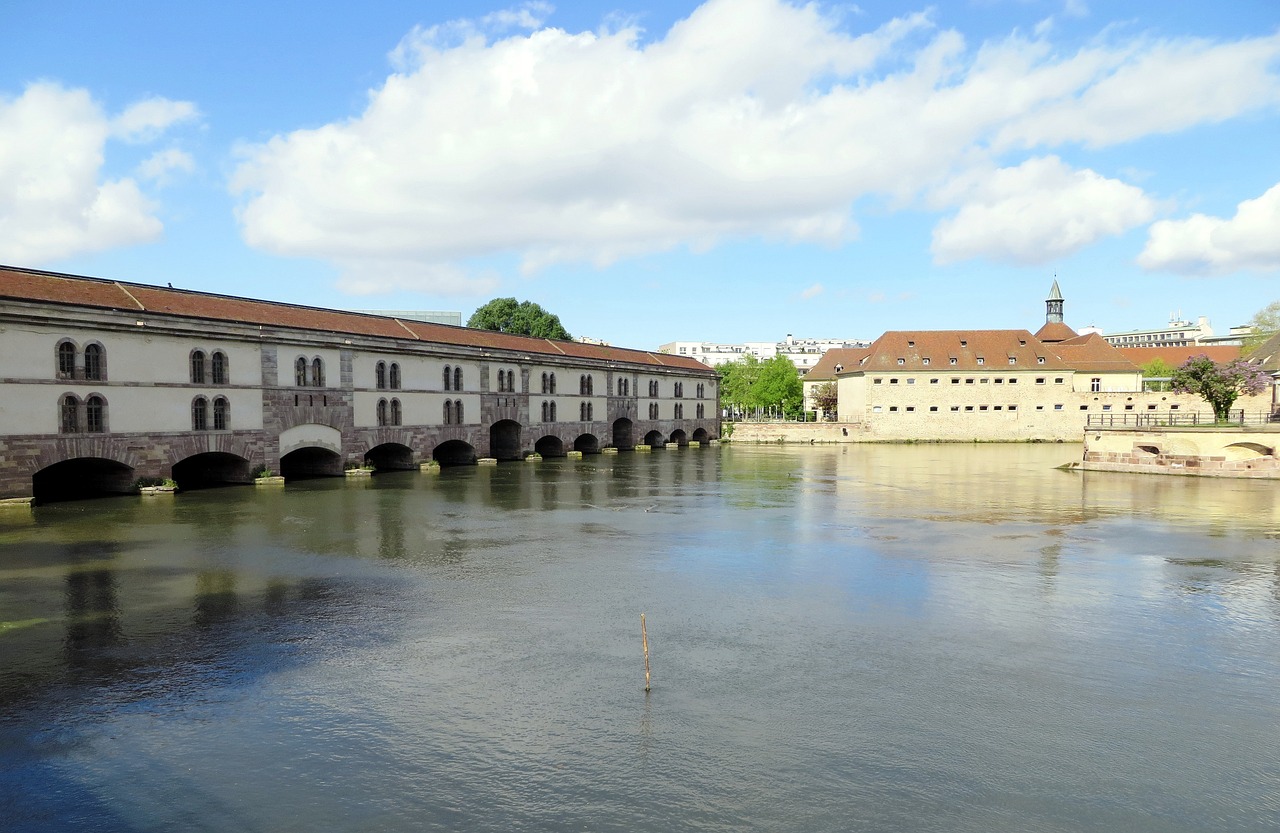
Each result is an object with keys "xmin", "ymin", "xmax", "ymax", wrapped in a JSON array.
[
  {"xmin": 1076, "ymin": 425, "xmax": 1280, "ymax": 479},
  {"xmin": 725, "ymin": 421, "xmax": 1079, "ymax": 445}
]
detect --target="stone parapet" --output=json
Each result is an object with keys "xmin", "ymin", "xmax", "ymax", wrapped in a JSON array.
[{"xmin": 1079, "ymin": 426, "xmax": 1280, "ymax": 479}]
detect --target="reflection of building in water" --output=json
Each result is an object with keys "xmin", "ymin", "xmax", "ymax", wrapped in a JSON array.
[{"xmin": 64, "ymin": 569, "xmax": 121, "ymax": 658}]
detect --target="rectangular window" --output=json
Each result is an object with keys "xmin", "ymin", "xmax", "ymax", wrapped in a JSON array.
[
  {"xmin": 1008, "ymin": 405, "xmax": 1017, "ymax": 411},
  {"xmin": 907, "ymin": 378, "xmax": 915, "ymax": 385},
  {"xmin": 890, "ymin": 378, "xmax": 899, "ymax": 384},
  {"xmin": 889, "ymin": 406, "xmax": 898, "ymax": 412},
  {"xmin": 1080, "ymin": 405, "xmax": 1089, "ymax": 410},
  {"xmin": 1102, "ymin": 404, "xmax": 1112, "ymax": 411},
  {"xmin": 979, "ymin": 405, "xmax": 988, "ymax": 411},
  {"xmin": 1008, "ymin": 378, "xmax": 1017, "ymax": 385},
  {"xmin": 872, "ymin": 405, "xmax": 882, "ymax": 413},
  {"xmin": 1035, "ymin": 405, "xmax": 1044, "ymax": 410},
  {"xmin": 922, "ymin": 358, "xmax": 930, "ymax": 365},
  {"xmin": 1124, "ymin": 404, "xmax": 1134, "ymax": 410},
  {"xmin": 994, "ymin": 378, "xmax": 1003, "ymax": 384},
  {"xmin": 1054, "ymin": 404, "xmax": 1063, "ymax": 411},
  {"xmin": 993, "ymin": 405, "xmax": 1002, "ymax": 411},
  {"xmin": 951, "ymin": 405, "xmax": 960, "ymax": 411},
  {"xmin": 965, "ymin": 378, "xmax": 974, "ymax": 384},
  {"xmin": 1036, "ymin": 377, "xmax": 1046, "ymax": 384},
  {"xmin": 874, "ymin": 378, "xmax": 883, "ymax": 384},
  {"xmin": 1170, "ymin": 404, "xmax": 1180, "ymax": 410},
  {"xmin": 980, "ymin": 378, "xmax": 989, "ymax": 384},
  {"xmin": 1147, "ymin": 404, "xmax": 1157, "ymax": 410},
  {"xmin": 964, "ymin": 405, "xmax": 974, "ymax": 411},
  {"xmin": 905, "ymin": 406, "xmax": 915, "ymax": 412},
  {"xmin": 951, "ymin": 378, "xmax": 960, "ymax": 385},
  {"xmin": 1055, "ymin": 377, "xmax": 1064, "ymax": 384},
  {"xmin": 930, "ymin": 378, "xmax": 939, "ymax": 384},
  {"xmin": 929, "ymin": 406, "xmax": 938, "ymax": 412},
  {"xmin": 976, "ymin": 357, "xmax": 984, "ymax": 365}
]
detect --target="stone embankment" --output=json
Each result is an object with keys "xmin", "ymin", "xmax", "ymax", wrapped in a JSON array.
[{"xmin": 1075, "ymin": 426, "xmax": 1280, "ymax": 479}]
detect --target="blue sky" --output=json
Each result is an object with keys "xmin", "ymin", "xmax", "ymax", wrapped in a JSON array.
[{"xmin": 2, "ymin": 0, "xmax": 1278, "ymax": 349}]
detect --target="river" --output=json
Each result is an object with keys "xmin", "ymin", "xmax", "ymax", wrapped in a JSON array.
[{"xmin": 2, "ymin": 444, "xmax": 1278, "ymax": 832}]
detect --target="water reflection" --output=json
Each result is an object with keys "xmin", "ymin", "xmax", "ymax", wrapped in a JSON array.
[{"xmin": 2, "ymin": 445, "xmax": 1279, "ymax": 833}]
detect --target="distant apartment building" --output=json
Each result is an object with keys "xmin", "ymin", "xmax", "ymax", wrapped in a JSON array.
[
  {"xmin": 659, "ymin": 335, "xmax": 871, "ymax": 374},
  {"xmin": 1102, "ymin": 315, "xmax": 1254, "ymax": 348}
]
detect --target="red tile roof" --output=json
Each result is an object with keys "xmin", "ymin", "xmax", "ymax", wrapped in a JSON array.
[
  {"xmin": 1115, "ymin": 345, "xmax": 1242, "ymax": 368},
  {"xmin": 854, "ymin": 330, "xmax": 1071, "ymax": 372},
  {"xmin": 1049, "ymin": 332, "xmax": 1140, "ymax": 373},
  {"xmin": 0, "ymin": 265, "xmax": 713, "ymax": 373},
  {"xmin": 1033, "ymin": 321, "xmax": 1078, "ymax": 343},
  {"xmin": 805, "ymin": 347, "xmax": 872, "ymax": 380}
]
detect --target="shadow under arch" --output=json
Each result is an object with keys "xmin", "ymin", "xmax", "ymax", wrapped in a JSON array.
[
  {"xmin": 365, "ymin": 442, "xmax": 416, "ymax": 471},
  {"xmin": 490, "ymin": 419, "xmax": 523, "ymax": 461},
  {"xmin": 692, "ymin": 427, "xmax": 711, "ymax": 442},
  {"xmin": 612, "ymin": 417, "xmax": 634, "ymax": 450},
  {"xmin": 172, "ymin": 451, "xmax": 252, "ymax": 490},
  {"xmin": 643, "ymin": 429, "xmax": 665, "ymax": 447},
  {"xmin": 535, "ymin": 435, "xmax": 565, "ymax": 458},
  {"xmin": 669, "ymin": 429, "xmax": 688, "ymax": 446},
  {"xmin": 573, "ymin": 434, "xmax": 600, "ymax": 453},
  {"xmin": 433, "ymin": 439, "xmax": 477, "ymax": 468},
  {"xmin": 280, "ymin": 446, "xmax": 343, "ymax": 480},
  {"xmin": 33, "ymin": 457, "xmax": 136, "ymax": 504}
]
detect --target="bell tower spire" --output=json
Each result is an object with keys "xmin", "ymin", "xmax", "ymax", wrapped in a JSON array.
[{"xmin": 1046, "ymin": 278, "xmax": 1064, "ymax": 325}]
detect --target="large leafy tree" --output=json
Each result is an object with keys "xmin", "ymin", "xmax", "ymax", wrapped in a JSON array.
[
  {"xmin": 1243, "ymin": 300, "xmax": 1280, "ymax": 354},
  {"xmin": 467, "ymin": 298, "xmax": 571, "ymax": 340},
  {"xmin": 1140, "ymin": 357, "xmax": 1174, "ymax": 377},
  {"xmin": 811, "ymin": 381, "xmax": 839, "ymax": 415},
  {"xmin": 1170, "ymin": 355, "xmax": 1269, "ymax": 422},
  {"xmin": 716, "ymin": 354, "xmax": 803, "ymax": 417}
]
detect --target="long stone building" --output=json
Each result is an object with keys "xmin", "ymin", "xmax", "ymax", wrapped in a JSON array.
[{"xmin": 0, "ymin": 266, "xmax": 720, "ymax": 502}]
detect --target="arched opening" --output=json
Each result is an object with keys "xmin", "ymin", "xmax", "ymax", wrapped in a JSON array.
[
  {"xmin": 280, "ymin": 446, "xmax": 343, "ymax": 480},
  {"xmin": 573, "ymin": 434, "xmax": 600, "ymax": 453},
  {"xmin": 643, "ymin": 430, "xmax": 665, "ymax": 447},
  {"xmin": 365, "ymin": 442, "xmax": 416, "ymax": 471},
  {"xmin": 1135, "ymin": 444, "xmax": 1160, "ymax": 456},
  {"xmin": 433, "ymin": 439, "xmax": 477, "ymax": 468},
  {"xmin": 612, "ymin": 417, "xmax": 634, "ymax": 450},
  {"xmin": 490, "ymin": 419, "xmax": 523, "ymax": 461},
  {"xmin": 535, "ymin": 435, "xmax": 565, "ymax": 458},
  {"xmin": 692, "ymin": 427, "xmax": 711, "ymax": 442},
  {"xmin": 669, "ymin": 429, "xmax": 689, "ymax": 446},
  {"xmin": 172, "ymin": 452, "xmax": 253, "ymax": 490},
  {"xmin": 1223, "ymin": 442, "xmax": 1275, "ymax": 461},
  {"xmin": 32, "ymin": 458, "xmax": 136, "ymax": 504}
]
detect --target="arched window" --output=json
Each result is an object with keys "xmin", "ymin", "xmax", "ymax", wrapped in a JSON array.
[
  {"xmin": 376, "ymin": 361, "xmax": 387, "ymax": 390},
  {"xmin": 549, "ymin": 373, "xmax": 556, "ymax": 394},
  {"xmin": 541, "ymin": 401, "xmax": 549, "ymax": 422},
  {"xmin": 549, "ymin": 401, "xmax": 556, "ymax": 422},
  {"xmin": 588, "ymin": 376, "xmax": 594, "ymax": 395},
  {"xmin": 295, "ymin": 357, "xmax": 307, "ymax": 386},
  {"xmin": 377, "ymin": 398, "xmax": 388, "ymax": 426},
  {"xmin": 454, "ymin": 367, "xmax": 463, "ymax": 391},
  {"xmin": 580, "ymin": 401, "xmax": 588, "ymax": 421},
  {"xmin": 83, "ymin": 344, "xmax": 104, "ymax": 381},
  {"xmin": 213, "ymin": 397, "xmax": 229, "ymax": 430},
  {"xmin": 57, "ymin": 341, "xmax": 76, "ymax": 379},
  {"xmin": 541, "ymin": 372, "xmax": 549, "ymax": 393},
  {"xmin": 191, "ymin": 350, "xmax": 206, "ymax": 384},
  {"xmin": 86, "ymin": 394, "xmax": 105, "ymax": 432},
  {"xmin": 310, "ymin": 357, "xmax": 324, "ymax": 387},
  {"xmin": 389, "ymin": 363, "xmax": 401, "ymax": 390},
  {"xmin": 580, "ymin": 375, "xmax": 588, "ymax": 395},
  {"xmin": 443, "ymin": 365, "xmax": 452, "ymax": 391},
  {"xmin": 454, "ymin": 399, "xmax": 463, "ymax": 423},
  {"xmin": 192, "ymin": 397, "xmax": 208, "ymax": 431},
  {"xmin": 675, "ymin": 382, "xmax": 683, "ymax": 398},
  {"xmin": 391, "ymin": 398, "xmax": 402, "ymax": 426},
  {"xmin": 60, "ymin": 394, "xmax": 79, "ymax": 433},
  {"xmin": 507, "ymin": 370, "xmax": 515, "ymax": 392},
  {"xmin": 587, "ymin": 402, "xmax": 593, "ymax": 421},
  {"xmin": 211, "ymin": 351, "xmax": 228, "ymax": 385},
  {"xmin": 444, "ymin": 399, "xmax": 453, "ymax": 424}
]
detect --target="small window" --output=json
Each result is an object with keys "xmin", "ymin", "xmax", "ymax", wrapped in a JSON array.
[
  {"xmin": 1008, "ymin": 378, "xmax": 1017, "ymax": 385},
  {"xmin": 950, "ymin": 405, "xmax": 960, "ymax": 412},
  {"xmin": 444, "ymin": 365, "xmax": 453, "ymax": 391},
  {"xmin": 874, "ymin": 378, "xmax": 883, "ymax": 385},
  {"xmin": 211, "ymin": 352, "xmax": 228, "ymax": 385},
  {"xmin": 1080, "ymin": 405, "xmax": 1089, "ymax": 411},
  {"xmin": 1054, "ymin": 404, "xmax": 1063, "ymax": 411},
  {"xmin": 391, "ymin": 399, "xmax": 402, "ymax": 425},
  {"xmin": 84, "ymin": 344, "xmax": 104, "ymax": 381},
  {"xmin": 907, "ymin": 341, "xmax": 915, "ymax": 348},
  {"xmin": 994, "ymin": 378, "xmax": 1003, "ymax": 384},
  {"xmin": 979, "ymin": 405, "xmax": 988, "ymax": 411},
  {"xmin": 57, "ymin": 341, "xmax": 76, "ymax": 379},
  {"xmin": 951, "ymin": 378, "xmax": 960, "ymax": 385},
  {"xmin": 1170, "ymin": 404, "xmax": 1180, "ymax": 410},
  {"xmin": 889, "ymin": 378, "xmax": 898, "ymax": 385},
  {"xmin": 192, "ymin": 396, "xmax": 208, "ymax": 430},
  {"xmin": 191, "ymin": 350, "xmax": 207, "ymax": 384},
  {"xmin": 1008, "ymin": 357, "xmax": 1016, "ymax": 365},
  {"xmin": 311, "ymin": 358, "xmax": 324, "ymax": 387},
  {"xmin": 1037, "ymin": 357, "xmax": 1045, "ymax": 364},
  {"xmin": 889, "ymin": 406, "xmax": 898, "ymax": 412},
  {"xmin": 905, "ymin": 406, "xmax": 915, "ymax": 412},
  {"xmin": 980, "ymin": 378, "xmax": 989, "ymax": 384},
  {"xmin": 930, "ymin": 378, "xmax": 939, "ymax": 385},
  {"xmin": 965, "ymin": 378, "xmax": 975, "ymax": 385},
  {"xmin": 959, "ymin": 340, "xmax": 967, "ymax": 347},
  {"xmin": 1090, "ymin": 377, "xmax": 1102, "ymax": 393},
  {"xmin": 964, "ymin": 405, "xmax": 974, "ymax": 411},
  {"xmin": 907, "ymin": 378, "xmax": 915, "ymax": 385},
  {"xmin": 929, "ymin": 406, "xmax": 939, "ymax": 412},
  {"xmin": 85, "ymin": 395, "xmax": 106, "ymax": 433},
  {"xmin": 897, "ymin": 358, "xmax": 905, "ymax": 366},
  {"xmin": 949, "ymin": 357, "xmax": 957, "ymax": 366},
  {"xmin": 454, "ymin": 366, "xmax": 463, "ymax": 392},
  {"xmin": 1008, "ymin": 405, "xmax": 1017, "ymax": 411},
  {"xmin": 60, "ymin": 394, "xmax": 79, "ymax": 433},
  {"xmin": 377, "ymin": 398, "xmax": 388, "ymax": 426},
  {"xmin": 295, "ymin": 357, "xmax": 307, "ymax": 386},
  {"xmin": 444, "ymin": 400, "xmax": 454, "ymax": 424},
  {"xmin": 1147, "ymin": 404, "xmax": 1157, "ymax": 410},
  {"xmin": 1054, "ymin": 377, "xmax": 1064, "ymax": 384},
  {"xmin": 1019, "ymin": 340, "xmax": 1026, "ymax": 347},
  {"xmin": 922, "ymin": 358, "xmax": 930, "ymax": 365},
  {"xmin": 1124, "ymin": 404, "xmax": 1134, "ymax": 410},
  {"xmin": 976, "ymin": 357, "xmax": 984, "ymax": 365},
  {"xmin": 213, "ymin": 397, "xmax": 229, "ymax": 430},
  {"xmin": 1102, "ymin": 404, "xmax": 1112, "ymax": 411}
]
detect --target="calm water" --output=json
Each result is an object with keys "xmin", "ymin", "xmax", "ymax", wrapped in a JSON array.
[{"xmin": 2, "ymin": 444, "xmax": 1278, "ymax": 832}]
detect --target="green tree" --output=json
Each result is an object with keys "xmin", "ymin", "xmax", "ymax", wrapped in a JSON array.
[
  {"xmin": 1242, "ymin": 300, "xmax": 1280, "ymax": 354},
  {"xmin": 715, "ymin": 355, "xmax": 762, "ymax": 416},
  {"xmin": 811, "ymin": 381, "xmax": 839, "ymax": 416},
  {"xmin": 1170, "ymin": 355, "xmax": 1270, "ymax": 422},
  {"xmin": 1140, "ymin": 357, "xmax": 1174, "ymax": 377},
  {"xmin": 753, "ymin": 355, "xmax": 804, "ymax": 417},
  {"xmin": 467, "ymin": 298, "xmax": 571, "ymax": 340}
]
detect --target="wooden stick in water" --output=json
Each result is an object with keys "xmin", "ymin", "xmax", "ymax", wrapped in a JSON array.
[{"xmin": 641, "ymin": 613, "xmax": 651, "ymax": 692}]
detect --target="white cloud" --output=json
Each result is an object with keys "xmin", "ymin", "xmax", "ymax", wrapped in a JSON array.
[
  {"xmin": 1138, "ymin": 182, "xmax": 1280, "ymax": 275},
  {"xmin": 137, "ymin": 148, "xmax": 195, "ymax": 185},
  {"xmin": 0, "ymin": 82, "xmax": 194, "ymax": 264},
  {"xmin": 930, "ymin": 156, "xmax": 1155, "ymax": 265},
  {"xmin": 800, "ymin": 283, "xmax": 824, "ymax": 299},
  {"xmin": 111, "ymin": 97, "xmax": 199, "ymax": 143},
  {"xmin": 230, "ymin": 0, "xmax": 1280, "ymax": 293}
]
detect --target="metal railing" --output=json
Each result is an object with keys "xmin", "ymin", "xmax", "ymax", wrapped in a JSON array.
[{"xmin": 1086, "ymin": 410, "xmax": 1280, "ymax": 428}]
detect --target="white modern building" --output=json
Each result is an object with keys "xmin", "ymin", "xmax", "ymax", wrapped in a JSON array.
[
  {"xmin": 659, "ymin": 335, "xmax": 871, "ymax": 374},
  {"xmin": 1102, "ymin": 314, "xmax": 1254, "ymax": 348}
]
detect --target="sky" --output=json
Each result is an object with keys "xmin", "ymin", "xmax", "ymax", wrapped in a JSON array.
[{"xmin": 2, "ymin": 1, "xmax": 1278, "ymax": 350}]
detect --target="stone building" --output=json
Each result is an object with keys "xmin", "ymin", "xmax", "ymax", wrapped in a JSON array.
[
  {"xmin": 824, "ymin": 282, "xmax": 1268, "ymax": 441},
  {"xmin": 0, "ymin": 266, "xmax": 719, "ymax": 502}
]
